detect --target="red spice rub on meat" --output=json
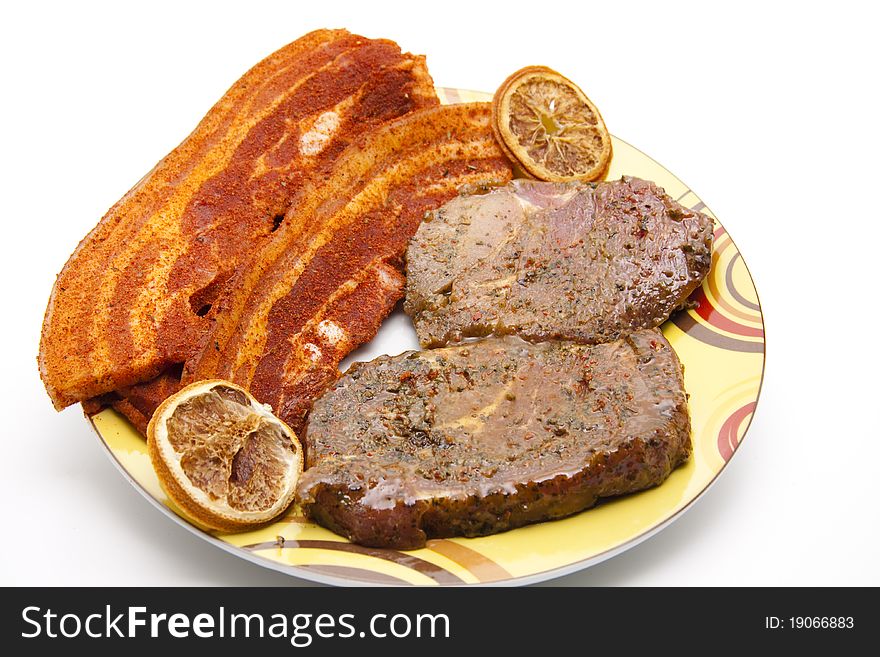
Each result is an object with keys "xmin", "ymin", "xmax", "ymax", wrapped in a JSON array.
[{"xmin": 39, "ymin": 29, "xmax": 438, "ymax": 411}]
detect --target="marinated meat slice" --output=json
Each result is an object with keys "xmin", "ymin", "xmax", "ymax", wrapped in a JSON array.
[
  {"xmin": 405, "ymin": 176, "xmax": 713, "ymax": 348},
  {"xmin": 297, "ymin": 328, "xmax": 691, "ymax": 549},
  {"xmin": 39, "ymin": 29, "xmax": 438, "ymax": 410}
]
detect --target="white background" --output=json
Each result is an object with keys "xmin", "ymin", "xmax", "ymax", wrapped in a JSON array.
[{"xmin": 2, "ymin": 0, "xmax": 878, "ymax": 586}]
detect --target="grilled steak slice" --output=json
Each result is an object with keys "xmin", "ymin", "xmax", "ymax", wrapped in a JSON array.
[
  {"xmin": 297, "ymin": 328, "xmax": 691, "ymax": 549},
  {"xmin": 405, "ymin": 176, "xmax": 713, "ymax": 348}
]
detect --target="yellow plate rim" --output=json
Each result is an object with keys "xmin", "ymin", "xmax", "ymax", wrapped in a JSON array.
[{"xmin": 86, "ymin": 87, "xmax": 766, "ymax": 586}]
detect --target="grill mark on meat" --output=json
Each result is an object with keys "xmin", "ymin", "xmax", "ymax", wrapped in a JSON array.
[
  {"xmin": 181, "ymin": 103, "xmax": 512, "ymax": 432},
  {"xmin": 405, "ymin": 177, "xmax": 714, "ymax": 348},
  {"xmin": 297, "ymin": 329, "xmax": 691, "ymax": 549},
  {"xmin": 39, "ymin": 29, "xmax": 437, "ymax": 409}
]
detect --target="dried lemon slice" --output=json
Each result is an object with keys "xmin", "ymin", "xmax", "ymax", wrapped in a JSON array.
[
  {"xmin": 492, "ymin": 66, "xmax": 612, "ymax": 182},
  {"xmin": 147, "ymin": 380, "xmax": 302, "ymax": 532}
]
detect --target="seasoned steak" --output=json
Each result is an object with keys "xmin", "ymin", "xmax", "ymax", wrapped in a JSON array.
[
  {"xmin": 296, "ymin": 329, "xmax": 691, "ymax": 549},
  {"xmin": 405, "ymin": 176, "xmax": 713, "ymax": 348}
]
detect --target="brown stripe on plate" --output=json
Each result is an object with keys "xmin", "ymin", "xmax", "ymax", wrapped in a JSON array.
[
  {"xmin": 670, "ymin": 311, "xmax": 764, "ymax": 353},
  {"xmin": 426, "ymin": 539, "xmax": 512, "ymax": 582},
  {"xmin": 243, "ymin": 539, "xmax": 465, "ymax": 584},
  {"xmin": 726, "ymin": 253, "xmax": 761, "ymax": 312},
  {"xmin": 705, "ymin": 246, "xmax": 761, "ymax": 324}
]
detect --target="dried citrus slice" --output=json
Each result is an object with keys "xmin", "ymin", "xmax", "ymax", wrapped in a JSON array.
[
  {"xmin": 492, "ymin": 66, "xmax": 612, "ymax": 182},
  {"xmin": 147, "ymin": 380, "xmax": 302, "ymax": 532}
]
